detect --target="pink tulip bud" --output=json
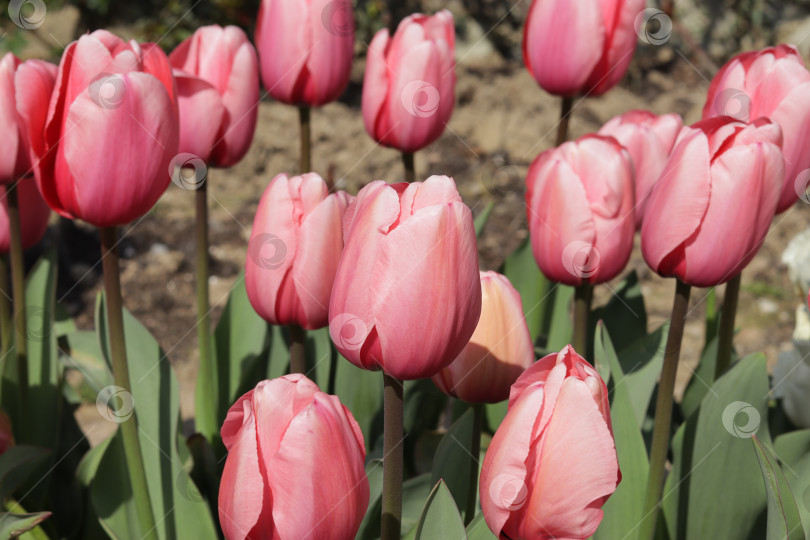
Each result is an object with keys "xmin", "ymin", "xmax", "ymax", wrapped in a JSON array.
[
  {"xmin": 15, "ymin": 30, "xmax": 178, "ymax": 228},
  {"xmin": 219, "ymin": 375, "xmax": 369, "ymax": 540},
  {"xmin": 598, "ymin": 110, "xmax": 683, "ymax": 229},
  {"xmin": 255, "ymin": 0, "xmax": 355, "ymax": 107},
  {"xmin": 702, "ymin": 45, "xmax": 810, "ymax": 213},
  {"xmin": 522, "ymin": 0, "xmax": 645, "ymax": 97},
  {"xmin": 479, "ymin": 346, "xmax": 619, "ymax": 540},
  {"xmin": 362, "ymin": 10, "xmax": 455, "ymax": 153},
  {"xmin": 0, "ymin": 178, "xmax": 50, "ymax": 253},
  {"xmin": 0, "ymin": 53, "xmax": 33, "ymax": 184},
  {"xmin": 170, "ymin": 25, "xmax": 260, "ymax": 168},
  {"xmin": 432, "ymin": 271, "xmax": 534, "ymax": 403},
  {"xmin": 328, "ymin": 175, "xmax": 481, "ymax": 380},
  {"xmin": 246, "ymin": 173, "xmax": 351, "ymax": 330},
  {"xmin": 525, "ymin": 134, "xmax": 635, "ymax": 286}
]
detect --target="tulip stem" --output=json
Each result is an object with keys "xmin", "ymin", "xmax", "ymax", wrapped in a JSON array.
[
  {"xmin": 464, "ymin": 403, "xmax": 483, "ymax": 525},
  {"xmin": 715, "ymin": 273, "xmax": 741, "ymax": 380},
  {"xmin": 402, "ymin": 152, "xmax": 415, "ymax": 183},
  {"xmin": 288, "ymin": 325, "xmax": 306, "ymax": 374},
  {"xmin": 555, "ymin": 96, "xmax": 574, "ymax": 146},
  {"xmin": 299, "ymin": 106, "xmax": 311, "ymax": 174},
  {"xmin": 639, "ymin": 279, "xmax": 691, "ymax": 540},
  {"xmin": 0, "ymin": 256, "xmax": 11, "ymax": 356},
  {"xmin": 7, "ymin": 183, "xmax": 28, "ymax": 403},
  {"xmin": 573, "ymin": 283, "xmax": 593, "ymax": 357},
  {"xmin": 100, "ymin": 227, "xmax": 158, "ymax": 540},
  {"xmin": 381, "ymin": 374, "xmax": 403, "ymax": 540}
]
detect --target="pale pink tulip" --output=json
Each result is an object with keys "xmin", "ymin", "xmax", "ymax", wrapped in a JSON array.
[{"xmin": 0, "ymin": 53, "xmax": 33, "ymax": 184}]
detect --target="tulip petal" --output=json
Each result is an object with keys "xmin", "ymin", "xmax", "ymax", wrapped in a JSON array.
[
  {"xmin": 770, "ymin": 82, "xmax": 810, "ymax": 212},
  {"xmin": 174, "ymin": 71, "xmax": 225, "ymax": 162},
  {"xmin": 255, "ymin": 0, "xmax": 308, "ymax": 104},
  {"xmin": 221, "ymin": 388, "xmax": 255, "ymax": 450},
  {"xmin": 362, "ymin": 30, "xmax": 392, "ymax": 144},
  {"xmin": 14, "ymin": 59, "xmax": 57, "ymax": 180},
  {"xmin": 305, "ymin": 0, "xmax": 354, "ymax": 105}
]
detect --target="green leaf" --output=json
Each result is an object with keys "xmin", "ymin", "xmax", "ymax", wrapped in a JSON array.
[
  {"xmin": 484, "ymin": 401, "xmax": 508, "ymax": 434},
  {"xmin": 60, "ymin": 330, "xmax": 114, "ymax": 396},
  {"xmin": 355, "ymin": 459, "xmax": 383, "ymax": 540},
  {"xmin": 432, "ymin": 408, "xmax": 477, "ymax": 517},
  {"xmin": 0, "ymin": 511, "xmax": 51, "ymax": 539},
  {"xmin": 54, "ymin": 302, "xmax": 77, "ymax": 338},
  {"xmin": 266, "ymin": 324, "xmax": 289, "ymax": 380},
  {"xmin": 358, "ymin": 471, "xmax": 433, "ymax": 540},
  {"xmin": 333, "ymin": 360, "xmax": 382, "ymax": 453},
  {"xmin": 590, "ymin": 271, "xmax": 647, "ymax": 354},
  {"xmin": 0, "ymin": 446, "xmax": 50, "ymax": 502},
  {"xmin": 613, "ymin": 324, "xmax": 667, "ymax": 429},
  {"xmin": 546, "ymin": 285, "xmax": 574, "ymax": 352},
  {"xmin": 466, "ymin": 513, "xmax": 497, "ymax": 540},
  {"xmin": 752, "ymin": 436, "xmax": 804, "ymax": 540},
  {"xmin": 774, "ymin": 430, "xmax": 810, "ymax": 537},
  {"xmin": 474, "ymin": 202, "xmax": 495, "ymax": 238},
  {"xmin": 680, "ymin": 337, "xmax": 719, "ymax": 419},
  {"xmin": 501, "ymin": 237, "xmax": 553, "ymax": 344},
  {"xmin": 414, "ymin": 480, "xmax": 467, "ymax": 540}
]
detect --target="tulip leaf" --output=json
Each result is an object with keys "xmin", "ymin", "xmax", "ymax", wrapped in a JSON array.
[
  {"xmin": 774, "ymin": 430, "xmax": 810, "ymax": 536},
  {"xmin": 360, "ymin": 472, "xmax": 432, "ymax": 540},
  {"xmin": 484, "ymin": 400, "xmax": 508, "ymax": 434},
  {"xmin": 266, "ymin": 324, "xmax": 290, "ymax": 380},
  {"xmin": 466, "ymin": 513, "xmax": 498, "ymax": 539},
  {"xmin": 751, "ymin": 436, "xmax": 804, "ymax": 539},
  {"xmin": 333, "ymin": 360, "xmax": 383, "ymax": 453},
  {"xmin": 680, "ymin": 337, "xmax": 723, "ymax": 419},
  {"xmin": 501, "ymin": 237, "xmax": 553, "ymax": 345},
  {"xmin": 432, "ymin": 407, "xmax": 479, "ymax": 518},
  {"xmin": 546, "ymin": 284, "xmax": 574, "ymax": 352},
  {"xmin": 0, "ymin": 446, "xmax": 51, "ymax": 502},
  {"xmin": 413, "ymin": 480, "xmax": 467, "ymax": 540},
  {"xmin": 590, "ymin": 270, "xmax": 647, "ymax": 354},
  {"xmin": 60, "ymin": 330, "xmax": 114, "ymax": 396},
  {"xmin": 0, "ymin": 510, "xmax": 51, "ymax": 539},
  {"xmin": 613, "ymin": 324, "xmax": 667, "ymax": 429},
  {"xmin": 356, "ymin": 459, "xmax": 384, "ymax": 540},
  {"xmin": 474, "ymin": 201, "xmax": 495, "ymax": 238}
]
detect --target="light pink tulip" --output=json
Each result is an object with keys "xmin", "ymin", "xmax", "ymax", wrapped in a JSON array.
[
  {"xmin": 15, "ymin": 30, "xmax": 178, "ymax": 228},
  {"xmin": 0, "ymin": 53, "xmax": 33, "ymax": 184},
  {"xmin": 598, "ymin": 110, "xmax": 683, "ymax": 229},
  {"xmin": 525, "ymin": 134, "xmax": 635, "ymax": 286},
  {"xmin": 219, "ymin": 375, "xmax": 369, "ymax": 540},
  {"xmin": 523, "ymin": 0, "xmax": 645, "ymax": 97},
  {"xmin": 255, "ymin": 0, "xmax": 354, "ymax": 106},
  {"xmin": 432, "ymin": 271, "xmax": 534, "ymax": 404},
  {"xmin": 479, "ymin": 346, "xmax": 619, "ymax": 540},
  {"xmin": 0, "ymin": 178, "xmax": 50, "ymax": 253},
  {"xmin": 246, "ymin": 173, "xmax": 351, "ymax": 330},
  {"xmin": 642, "ymin": 117, "xmax": 784, "ymax": 287},
  {"xmin": 362, "ymin": 10, "xmax": 455, "ymax": 153},
  {"xmin": 328, "ymin": 175, "xmax": 481, "ymax": 380},
  {"xmin": 702, "ymin": 45, "xmax": 810, "ymax": 213},
  {"xmin": 170, "ymin": 25, "xmax": 259, "ymax": 168}
]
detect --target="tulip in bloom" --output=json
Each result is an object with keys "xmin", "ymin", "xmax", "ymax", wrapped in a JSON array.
[
  {"xmin": 170, "ymin": 25, "xmax": 260, "ymax": 168},
  {"xmin": 329, "ymin": 175, "xmax": 481, "ymax": 380},
  {"xmin": 702, "ymin": 45, "xmax": 810, "ymax": 213},
  {"xmin": 362, "ymin": 10, "xmax": 455, "ymax": 153},
  {"xmin": 642, "ymin": 117, "xmax": 784, "ymax": 287},
  {"xmin": 0, "ymin": 53, "xmax": 34, "ymax": 184},
  {"xmin": 15, "ymin": 30, "xmax": 178, "ymax": 228},
  {"xmin": 479, "ymin": 346, "xmax": 619, "ymax": 539},
  {"xmin": 255, "ymin": 0, "xmax": 354, "ymax": 106},
  {"xmin": 246, "ymin": 173, "xmax": 351, "ymax": 330},
  {"xmin": 219, "ymin": 375, "xmax": 369, "ymax": 540},
  {"xmin": 0, "ymin": 178, "xmax": 50, "ymax": 253},
  {"xmin": 523, "ymin": 0, "xmax": 645, "ymax": 97},
  {"xmin": 598, "ymin": 110, "xmax": 683, "ymax": 229},
  {"xmin": 432, "ymin": 271, "xmax": 534, "ymax": 403},
  {"xmin": 525, "ymin": 134, "xmax": 634, "ymax": 286}
]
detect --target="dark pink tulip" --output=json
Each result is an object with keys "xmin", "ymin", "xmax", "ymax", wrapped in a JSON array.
[
  {"xmin": 598, "ymin": 110, "xmax": 683, "ymax": 229},
  {"xmin": 0, "ymin": 53, "xmax": 33, "ymax": 184},
  {"xmin": 15, "ymin": 30, "xmax": 178, "ymax": 228},
  {"xmin": 642, "ymin": 117, "xmax": 784, "ymax": 287},
  {"xmin": 246, "ymin": 173, "xmax": 351, "ymax": 330},
  {"xmin": 170, "ymin": 25, "xmax": 259, "ymax": 168},
  {"xmin": 0, "ymin": 178, "xmax": 50, "ymax": 253},
  {"xmin": 525, "ymin": 134, "xmax": 635, "ymax": 286},
  {"xmin": 328, "ymin": 175, "xmax": 481, "ymax": 380},
  {"xmin": 219, "ymin": 375, "xmax": 369, "ymax": 540},
  {"xmin": 255, "ymin": 0, "xmax": 354, "ymax": 106},
  {"xmin": 702, "ymin": 45, "xmax": 810, "ymax": 213},
  {"xmin": 362, "ymin": 10, "xmax": 455, "ymax": 153},
  {"xmin": 480, "ymin": 346, "xmax": 619, "ymax": 540},
  {"xmin": 523, "ymin": 0, "xmax": 645, "ymax": 97}
]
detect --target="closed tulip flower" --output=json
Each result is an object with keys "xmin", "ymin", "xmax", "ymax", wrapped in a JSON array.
[
  {"xmin": 642, "ymin": 117, "xmax": 784, "ymax": 287},
  {"xmin": 703, "ymin": 45, "xmax": 810, "ymax": 213},
  {"xmin": 246, "ymin": 173, "xmax": 351, "ymax": 330},
  {"xmin": 255, "ymin": 0, "xmax": 354, "ymax": 106},
  {"xmin": 329, "ymin": 175, "xmax": 481, "ymax": 380},
  {"xmin": 362, "ymin": 10, "xmax": 455, "ymax": 153},
  {"xmin": 432, "ymin": 271, "xmax": 534, "ymax": 403},
  {"xmin": 219, "ymin": 375, "xmax": 369, "ymax": 540},
  {"xmin": 170, "ymin": 25, "xmax": 259, "ymax": 168},
  {"xmin": 526, "ymin": 134, "xmax": 634, "ymax": 286},
  {"xmin": 15, "ymin": 30, "xmax": 178, "ymax": 228},
  {"xmin": 523, "ymin": 0, "xmax": 645, "ymax": 97},
  {"xmin": 0, "ymin": 53, "xmax": 33, "ymax": 184},
  {"xmin": 0, "ymin": 178, "xmax": 50, "ymax": 253},
  {"xmin": 479, "ymin": 346, "xmax": 619, "ymax": 540},
  {"xmin": 598, "ymin": 110, "xmax": 683, "ymax": 229}
]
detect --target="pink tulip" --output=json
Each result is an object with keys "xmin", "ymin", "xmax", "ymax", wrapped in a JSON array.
[
  {"xmin": 479, "ymin": 346, "xmax": 619, "ymax": 540},
  {"xmin": 0, "ymin": 53, "xmax": 33, "ymax": 184},
  {"xmin": 432, "ymin": 271, "xmax": 534, "ymax": 403},
  {"xmin": 523, "ymin": 0, "xmax": 645, "ymax": 97},
  {"xmin": 0, "ymin": 178, "xmax": 50, "ymax": 253},
  {"xmin": 219, "ymin": 375, "xmax": 369, "ymax": 540},
  {"xmin": 246, "ymin": 173, "xmax": 351, "ymax": 330},
  {"xmin": 642, "ymin": 117, "xmax": 784, "ymax": 287},
  {"xmin": 362, "ymin": 10, "xmax": 455, "ymax": 153},
  {"xmin": 255, "ymin": 0, "xmax": 354, "ymax": 106},
  {"xmin": 170, "ymin": 25, "xmax": 259, "ymax": 168},
  {"xmin": 15, "ymin": 30, "xmax": 178, "ymax": 228},
  {"xmin": 702, "ymin": 45, "xmax": 810, "ymax": 213},
  {"xmin": 328, "ymin": 175, "xmax": 481, "ymax": 380},
  {"xmin": 525, "ymin": 134, "xmax": 635, "ymax": 286},
  {"xmin": 598, "ymin": 110, "xmax": 683, "ymax": 229}
]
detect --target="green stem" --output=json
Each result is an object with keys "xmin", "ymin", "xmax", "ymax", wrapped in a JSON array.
[
  {"xmin": 715, "ymin": 273, "xmax": 741, "ymax": 380},
  {"xmin": 7, "ymin": 183, "xmax": 27, "ymax": 404},
  {"xmin": 327, "ymin": 343, "xmax": 338, "ymax": 395},
  {"xmin": 194, "ymin": 174, "xmax": 216, "ymax": 442},
  {"xmin": 381, "ymin": 374, "xmax": 403, "ymax": 540},
  {"xmin": 573, "ymin": 283, "xmax": 593, "ymax": 357},
  {"xmin": 100, "ymin": 227, "xmax": 157, "ymax": 540},
  {"xmin": 289, "ymin": 325, "xmax": 306, "ymax": 375},
  {"xmin": 555, "ymin": 96, "xmax": 574, "ymax": 146},
  {"xmin": 704, "ymin": 287, "xmax": 718, "ymax": 346},
  {"xmin": 299, "ymin": 106, "xmax": 311, "ymax": 174},
  {"xmin": 639, "ymin": 279, "xmax": 691, "ymax": 540},
  {"xmin": 402, "ymin": 152, "xmax": 415, "ymax": 183},
  {"xmin": 464, "ymin": 403, "xmax": 483, "ymax": 525},
  {"xmin": 0, "ymin": 256, "xmax": 11, "ymax": 356}
]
